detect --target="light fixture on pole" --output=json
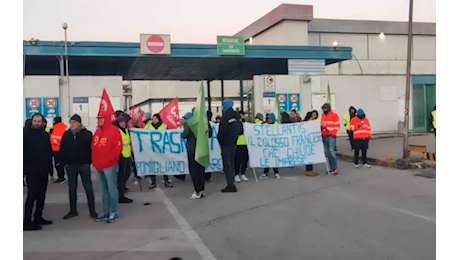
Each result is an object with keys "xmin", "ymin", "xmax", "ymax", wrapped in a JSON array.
[
  {"xmin": 62, "ymin": 22, "xmax": 71, "ymax": 117},
  {"xmin": 403, "ymin": 0, "xmax": 414, "ymax": 158}
]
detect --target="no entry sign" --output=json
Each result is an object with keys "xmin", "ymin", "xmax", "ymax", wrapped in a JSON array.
[{"xmin": 140, "ymin": 34, "xmax": 171, "ymax": 55}]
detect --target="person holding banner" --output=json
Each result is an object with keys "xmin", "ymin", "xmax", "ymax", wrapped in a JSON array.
[
  {"xmin": 116, "ymin": 115, "xmax": 134, "ymax": 203},
  {"xmin": 255, "ymin": 113, "xmax": 265, "ymax": 124},
  {"xmin": 234, "ymin": 111, "xmax": 249, "ymax": 183},
  {"xmin": 143, "ymin": 112, "xmax": 152, "ymax": 128},
  {"xmin": 145, "ymin": 114, "xmax": 173, "ymax": 188},
  {"xmin": 304, "ymin": 112, "xmax": 319, "ymax": 177},
  {"xmin": 92, "ymin": 111, "xmax": 123, "ymax": 223},
  {"xmin": 321, "ymin": 103, "xmax": 341, "ymax": 175},
  {"xmin": 218, "ymin": 100, "xmax": 243, "ymax": 193},
  {"xmin": 205, "ymin": 111, "xmax": 215, "ymax": 183},
  {"xmin": 259, "ymin": 113, "xmax": 281, "ymax": 180}
]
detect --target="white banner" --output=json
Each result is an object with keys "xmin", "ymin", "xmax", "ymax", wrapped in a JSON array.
[
  {"xmin": 244, "ymin": 121, "xmax": 326, "ymax": 168},
  {"xmin": 130, "ymin": 124, "xmax": 222, "ymax": 176}
]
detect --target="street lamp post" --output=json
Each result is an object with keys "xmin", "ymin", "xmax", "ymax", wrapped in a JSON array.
[
  {"xmin": 62, "ymin": 23, "xmax": 71, "ymax": 117},
  {"xmin": 402, "ymin": 0, "xmax": 414, "ymax": 158}
]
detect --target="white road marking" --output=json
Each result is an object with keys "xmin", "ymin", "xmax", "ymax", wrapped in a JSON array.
[
  {"xmin": 391, "ymin": 207, "xmax": 436, "ymax": 223},
  {"xmin": 156, "ymin": 188, "xmax": 218, "ymax": 260}
]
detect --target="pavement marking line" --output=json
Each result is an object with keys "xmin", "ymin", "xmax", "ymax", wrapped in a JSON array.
[
  {"xmin": 391, "ymin": 207, "xmax": 436, "ymax": 223},
  {"xmin": 156, "ymin": 188, "xmax": 219, "ymax": 260}
]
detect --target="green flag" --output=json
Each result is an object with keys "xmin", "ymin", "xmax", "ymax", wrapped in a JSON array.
[
  {"xmin": 187, "ymin": 82, "xmax": 210, "ymax": 168},
  {"xmin": 274, "ymin": 96, "xmax": 282, "ymax": 124},
  {"xmin": 327, "ymin": 82, "xmax": 332, "ymax": 104}
]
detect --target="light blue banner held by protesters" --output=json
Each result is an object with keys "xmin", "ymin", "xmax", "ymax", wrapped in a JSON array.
[
  {"xmin": 130, "ymin": 124, "xmax": 222, "ymax": 176},
  {"xmin": 244, "ymin": 121, "xmax": 326, "ymax": 168}
]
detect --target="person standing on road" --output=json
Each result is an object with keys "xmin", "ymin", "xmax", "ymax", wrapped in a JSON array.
[
  {"xmin": 218, "ymin": 99, "xmax": 243, "ymax": 193},
  {"xmin": 41, "ymin": 118, "xmax": 55, "ymax": 182},
  {"xmin": 92, "ymin": 111, "xmax": 123, "ymax": 223},
  {"xmin": 60, "ymin": 114, "xmax": 97, "ymax": 219},
  {"xmin": 343, "ymin": 106, "xmax": 357, "ymax": 150},
  {"xmin": 182, "ymin": 112, "xmax": 212, "ymax": 199},
  {"xmin": 50, "ymin": 116, "xmax": 68, "ymax": 184},
  {"xmin": 234, "ymin": 111, "xmax": 249, "ymax": 183},
  {"xmin": 23, "ymin": 113, "xmax": 54, "ymax": 231},
  {"xmin": 260, "ymin": 113, "xmax": 281, "ymax": 180},
  {"xmin": 290, "ymin": 109, "xmax": 302, "ymax": 122},
  {"xmin": 350, "ymin": 109, "xmax": 372, "ymax": 168},
  {"xmin": 255, "ymin": 113, "xmax": 265, "ymax": 124},
  {"xmin": 205, "ymin": 111, "xmax": 215, "ymax": 183},
  {"xmin": 115, "ymin": 115, "xmax": 134, "ymax": 203},
  {"xmin": 321, "ymin": 103, "xmax": 341, "ymax": 175},
  {"xmin": 143, "ymin": 112, "xmax": 152, "ymax": 128},
  {"xmin": 304, "ymin": 112, "xmax": 319, "ymax": 177},
  {"xmin": 430, "ymin": 105, "xmax": 436, "ymax": 137},
  {"xmin": 144, "ymin": 113, "xmax": 173, "ymax": 188}
]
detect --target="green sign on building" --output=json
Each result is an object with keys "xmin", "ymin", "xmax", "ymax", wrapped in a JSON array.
[{"xmin": 217, "ymin": 36, "xmax": 245, "ymax": 56}]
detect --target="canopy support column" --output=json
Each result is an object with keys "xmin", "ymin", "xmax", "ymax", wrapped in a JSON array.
[
  {"xmin": 239, "ymin": 79, "xmax": 244, "ymax": 111},
  {"xmin": 207, "ymin": 80, "xmax": 211, "ymax": 113},
  {"xmin": 221, "ymin": 79, "xmax": 224, "ymax": 105}
]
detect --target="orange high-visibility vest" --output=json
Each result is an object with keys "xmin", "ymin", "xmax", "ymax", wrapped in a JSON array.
[
  {"xmin": 350, "ymin": 117, "xmax": 372, "ymax": 139},
  {"xmin": 50, "ymin": 122, "xmax": 67, "ymax": 152},
  {"xmin": 320, "ymin": 111, "xmax": 341, "ymax": 136}
]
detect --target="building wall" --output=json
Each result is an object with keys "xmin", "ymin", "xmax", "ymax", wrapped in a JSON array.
[
  {"xmin": 316, "ymin": 33, "xmax": 436, "ymax": 75},
  {"xmin": 250, "ymin": 20, "xmax": 309, "ymax": 45},
  {"xmin": 24, "ymin": 76, "xmax": 123, "ymax": 132},
  {"xmin": 253, "ymin": 74, "xmax": 413, "ymax": 135},
  {"xmin": 249, "ymin": 20, "xmax": 436, "ymax": 75}
]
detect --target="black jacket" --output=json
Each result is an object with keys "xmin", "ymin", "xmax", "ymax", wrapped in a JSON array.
[
  {"xmin": 217, "ymin": 109, "xmax": 243, "ymax": 146},
  {"xmin": 182, "ymin": 122, "xmax": 212, "ymax": 155},
  {"xmin": 23, "ymin": 127, "xmax": 53, "ymax": 173},
  {"xmin": 60, "ymin": 127, "xmax": 93, "ymax": 166}
]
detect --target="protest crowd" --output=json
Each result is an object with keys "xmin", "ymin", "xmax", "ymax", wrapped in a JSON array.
[{"xmin": 23, "ymin": 86, "xmax": 380, "ymax": 231}]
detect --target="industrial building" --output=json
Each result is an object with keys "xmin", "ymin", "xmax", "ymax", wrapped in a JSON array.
[
  {"xmin": 23, "ymin": 3, "xmax": 435, "ymax": 135},
  {"xmin": 132, "ymin": 3, "xmax": 436, "ymax": 135}
]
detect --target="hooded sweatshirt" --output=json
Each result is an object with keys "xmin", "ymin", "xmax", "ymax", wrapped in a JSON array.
[
  {"xmin": 350, "ymin": 109, "xmax": 371, "ymax": 139},
  {"xmin": 91, "ymin": 111, "xmax": 123, "ymax": 170},
  {"xmin": 267, "ymin": 113, "xmax": 277, "ymax": 124}
]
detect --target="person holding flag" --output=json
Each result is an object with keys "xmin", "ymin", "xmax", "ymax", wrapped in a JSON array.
[
  {"xmin": 217, "ymin": 99, "xmax": 243, "ymax": 193},
  {"xmin": 182, "ymin": 83, "xmax": 212, "ymax": 199}
]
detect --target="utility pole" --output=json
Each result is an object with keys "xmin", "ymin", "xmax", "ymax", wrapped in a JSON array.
[{"xmin": 403, "ymin": 0, "xmax": 414, "ymax": 158}]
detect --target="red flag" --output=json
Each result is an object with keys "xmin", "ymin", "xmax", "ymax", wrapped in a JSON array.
[
  {"xmin": 128, "ymin": 105, "xmax": 135, "ymax": 128},
  {"xmin": 98, "ymin": 88, "xmax": 116, "ymax": 122},
  {"xmin": 136, "ymin": 107, "xmax": 144, "ymax": 128},
  {"xmin": 159, "ymin": 97, "xmax": 180, "ymax": 129}
]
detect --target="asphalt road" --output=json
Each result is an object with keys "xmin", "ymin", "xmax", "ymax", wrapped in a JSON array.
[{"xmin": 23, "ymin": 162, "xmax": 435, "ymax": 260}]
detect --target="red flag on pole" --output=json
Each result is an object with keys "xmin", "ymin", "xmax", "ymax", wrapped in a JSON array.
[
  {"xmin": 97, "ymin": 88, "xmax": 116, "ymax": 122},
  {"xmin": 136, "ymin": 107, "xmax": 145, "ymax": 128},
  {"xmin": 128, "ymin": 105, "xmax": 135, "ymax": 128},
  {"xmin": 159, "ymin": 97, "xmax": 180, "ymax": 129}
]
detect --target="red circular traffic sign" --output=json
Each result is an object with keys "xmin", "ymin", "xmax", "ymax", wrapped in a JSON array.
[
  {"xmin": 266, "ymin": 76, "xmax": 274, "ymax": 84},
  {"xmin": 146, "ymin": 35, "xmax": 165, "ymax": 53},
  {"xmin": 28, "ymin": 98, "xmax": 40, "ymax": 109},
  {"xmin": 45, "ymin": 98, "xmax": 57, "ymax": 109},
  {"xmin": 290, "ymin": 94, "xmax": 298, "ymax": 103},
  {"xmin": 278, "ymin": 94, "xmax": 286, "ymax": 104}
]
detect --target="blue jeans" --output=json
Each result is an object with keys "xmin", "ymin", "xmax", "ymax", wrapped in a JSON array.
[
  {"xmin": 97, "ymin": 165, "xmax": 119, "ymax": 216},
  {"xmin": 323, "ymin": 136, "xmax": 338, "ymax": 170}
]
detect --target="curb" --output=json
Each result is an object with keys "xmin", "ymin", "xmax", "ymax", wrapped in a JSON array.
[{"xmin": 337, "ymin": 153, "xmax": 436, "ymax": 170}]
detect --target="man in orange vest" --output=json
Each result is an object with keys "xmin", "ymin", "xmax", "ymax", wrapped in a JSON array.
[
  {"xmin": 350, "ymin": 109, "xmax": 372, "ymax": 168},
  {"xmin": 320, "ymin": 103, "xmax": 341, "ymax": 175},
  {"xmin": 50, "ymin": 117, "xmax": 68, "ymax": 183}
]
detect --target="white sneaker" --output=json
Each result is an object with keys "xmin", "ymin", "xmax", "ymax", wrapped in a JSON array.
[
  {"xmin": 234, "ymin": 175, "xmax": 241, "ymax": 183},
  {"xmin": 259, "ymin": 174, "xmax": 268, "ymax": 179},
  {"xmin": 275, "ymin": 174, "xmax": 281, "ymax": 180},
  {"xmin": 364, "ymin": 163, "xmax": 371, "ymax": 168},
  {"xmin": 241, "ymin": 174, "xmax": 249, "ymax": 181},
  {"xmin": 133, "ymin": 180, "xmax": 138, "ymax": 185},
  {"xmin": 189, "ymin": 191, "xmax": 205, "ymax": 199},
  {"xmin": 355, "ymin": 164, "xmax": 360, "ymax": 168}
]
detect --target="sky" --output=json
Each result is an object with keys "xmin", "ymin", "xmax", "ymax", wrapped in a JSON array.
[{"xmin": 23, "ymin": 0, "xmax": 436, "ymax": 44}]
